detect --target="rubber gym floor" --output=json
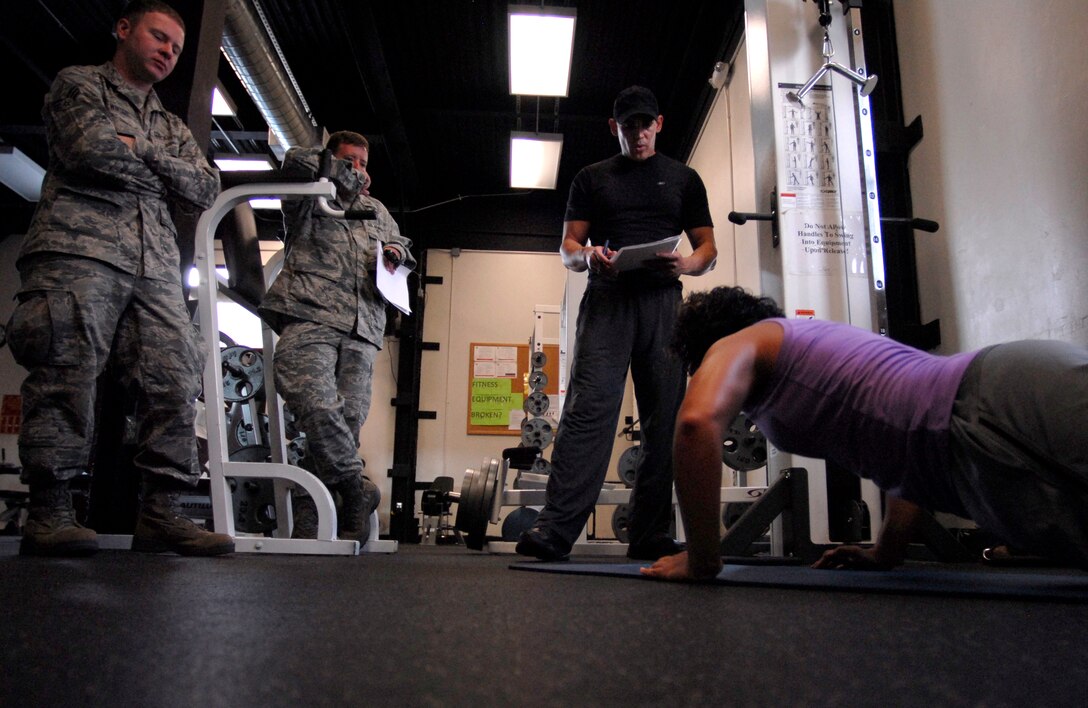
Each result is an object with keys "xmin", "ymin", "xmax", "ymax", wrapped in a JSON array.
[{"xmin": 2, "ymin": 542, "xmax": 1086, "ymax": 707}]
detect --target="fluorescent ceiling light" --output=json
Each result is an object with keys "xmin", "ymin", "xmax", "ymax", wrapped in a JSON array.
[
  {"xmin": 249, "ymin": 198, "xmax": 282, "ymax": 210},
  {"xmin": 213, "ymin": 155, "xmax": 274, "ymax": 171},
  {"xmin": 211, "ymin": 86, "xmax": 236, "ymax": 116},
  {"xmin": 0, "ymin": 145, "xmax": 46, "ymax": 201},
  {"xmin": 508, "ymin": 5, "xmax": 576, "ymax": 96},
  {"xmin": 510, "ymin": 132, "xmax": 563, "ymax": 189}
]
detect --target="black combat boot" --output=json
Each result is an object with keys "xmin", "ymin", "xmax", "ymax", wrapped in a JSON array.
[
  {"xmin": 333, "ymin": 475, "xmax": 379, "ymax": 544},
  {"xmin": 20, "ymin": 480, "xmax": 99, "ymax": 557},
  {"xmin": 290, "ymin": 491, "xmax": 319, "ymax": 539},
  {"xmin": 132, "ymin": 476, "xmax": 234, "ymax": 556}
]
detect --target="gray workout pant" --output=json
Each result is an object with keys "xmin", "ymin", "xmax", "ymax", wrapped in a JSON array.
[{"xmin": 948, "ymin": 339, "xmax": 1088, "ymax": 566}]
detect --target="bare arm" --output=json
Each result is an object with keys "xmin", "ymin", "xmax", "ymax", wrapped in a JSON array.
[
  {"xmin": 561, "ymin": 219, "xmax": 616, "ymax": 276},
  {"xmin": 647, "ymin": 225, "xmax": 718, "ymax": 278},
  {"xmin": 812, "ymin": 495, "xmax": 923, "ymax": 570},
  {"xmin": 642, "ymin": 322, "xmax": 781, "ymax": 581}
]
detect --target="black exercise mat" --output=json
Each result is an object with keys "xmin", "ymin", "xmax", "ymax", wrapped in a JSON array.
[{"xmin": 509, "ymin": 562, "xmax": 1088, "ymax": 602}]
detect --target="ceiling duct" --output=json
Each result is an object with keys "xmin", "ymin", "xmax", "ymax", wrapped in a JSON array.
[{"xmin": 221, "ymin": 0, "xmax": 319, "ymax": 154}]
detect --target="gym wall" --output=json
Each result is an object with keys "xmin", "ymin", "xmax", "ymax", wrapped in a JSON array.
[
  {"xmin": 417, "ymin": 250, "xmax": 620, "ymax": 491},
  {"xmin": 895, "ymin": 0, "xmax": 1088, "ymax": 352}
]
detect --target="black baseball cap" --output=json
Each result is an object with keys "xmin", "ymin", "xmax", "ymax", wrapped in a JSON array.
[{"xmin": 613, "ymin": 85, "xmax": 659, "ymax": 123}]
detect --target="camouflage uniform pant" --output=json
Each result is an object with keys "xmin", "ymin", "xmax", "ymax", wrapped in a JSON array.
[
  {"xmin": 273, "ymin": 320, "xmax": 377, "ymax": 487},
  {"xmin": 7, "ymin": 255, "xmax": 203, "ymax": 486}
]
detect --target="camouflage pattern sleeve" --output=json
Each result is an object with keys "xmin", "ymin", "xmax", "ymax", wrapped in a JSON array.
[
  {"xmin": 132, "ymin": 115, "xmax": 219, "ymax": 210},
  {"xmin": 283, "ymin": 147, "xmax": 363, "ymax": 205},
  {"xmin": 282, "ymin": 147, "xmax": 321, "ymax": 180},
  {"xmin": 43, "ymin": 69, "xmax": 164, "ymax": 195},
  {"xmin": 369, "ymin": 198, "xmax": 416, "ymax": 272}
]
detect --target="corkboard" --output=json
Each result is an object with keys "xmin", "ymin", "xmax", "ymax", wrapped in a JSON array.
[{"xmin": 467, "ymin": 342, "xmax": 559, "ymax": 436}]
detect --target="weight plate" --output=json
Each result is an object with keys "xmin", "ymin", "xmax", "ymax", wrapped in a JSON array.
[
  {"xmin": 617, "ymin": 445, "xmax": 641, "ymax": 488},
  {"xmin": 501, "ymin": 506, "xmax": 540, "ymax": 541},
  {"xmin": 721, "ymin": 413, "xmax": 768, "ymax": 472},
  {"xmin": 228, "ymin": 409, "xmax": 269, "ymax": 453},
  {"xmin": 286, "ymin": 436, "xmax": 307, "ymax": 466},
  {"xmin": 530, "ymin": 457, "xmax": 553, "ymax": 475},
  {"xmin": 527, "ymin": 370, "xmax": 548, "ymax": 391},
  {"xmin": 523, "ymin": 391, "xmax": 550, "ymax": 416},
  {"xmin": 228, "ymin": 444, "xmax": 271, "ymax": 463},
  {"xmin": 520, "ymin": 417, "xmax": 554, "ymax": 448},
  {"xmin": 483, "ymin": 457, "xmax": 500, "ymax": 520},
  {"xmin": 611, "ymin": 503, "xmax": 631, "ymax": 544},
  {"xmin": 222, "ymin": 346, "xmax": 265, "ymax": 403},
  {"xmin": 722, "ymin": 502, "xmax": 753, "ymax": 529},
  {"xmin": 530, "ymin": 351, "xmax": 547, "ymax": 369},
  {"xmin": 466, "ymin": 459, "xmax": 500, "ymax": 550},
  {"xmin": 454, "ymin": 468, "xmax": 481, "ymax": 539}
]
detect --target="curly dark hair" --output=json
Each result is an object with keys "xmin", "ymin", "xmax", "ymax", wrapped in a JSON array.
[{"xmin": 672, "ymin": 286, "xmax": 784, "ymax": 374}]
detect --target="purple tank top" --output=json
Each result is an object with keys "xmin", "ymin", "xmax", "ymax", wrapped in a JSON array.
[{"xmin": 745, "ymin": 319, "xmax": 977, "ymax": 511}]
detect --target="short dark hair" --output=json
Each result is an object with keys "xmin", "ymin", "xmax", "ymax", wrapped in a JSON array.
[
  {"xmin": 327, "ymin": 130, "xmax": 370, "ymax": 153},
  {"xmin": 116, "ymin": 1, "xmax": 185, "ymax": 34},
  {"xmin": 672, "ymin": 286, "xmax": 785, "ymax": 374}
]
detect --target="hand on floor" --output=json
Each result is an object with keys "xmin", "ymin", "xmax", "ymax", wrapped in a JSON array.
[
  {"xmin": 640, "ymin": 550, "xmax": 721, "ymax": 583},
  {"xmin": 812, "ymin": 545, "xmax": 891, "ymax": 571}
]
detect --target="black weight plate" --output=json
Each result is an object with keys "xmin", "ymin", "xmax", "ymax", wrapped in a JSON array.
[
  {"xmin": 454, "ymin": 469, "xmax": 480, "ymax": 536},
  {"xmin": 530, "ymin": 351, "xmax": 548, "ymax": 369},
  {"xmin": 466, "ymin": 459, "xmax": 499, "ymax": 550},
  {"xmin": 611, "ymin": 503, "xmax": 631, "ymax": 544},
  {"xmin": 501, "ymin": 506, "xmax": 540, "ymax": 541},
  {"xmin": 466, "ymin": 458, "xmax": 494, "ymax": 549},
  {"xmin": 228, "ymin": 409, "xmax": 269, "ymax": 453},
  {"xmin": 722, "ymin": 501, "xmax": 753, "ymax": 529},
  {"xmin": 617, "ymin": 445, "xmax": 641, "ymax": 488},
  {"xmin": 227, "ymin": 444, "xmax": 271, "ymax": 463},
  {"xmin": 483, "ymin": 457, "xmax": 500, "ymax": 519},
  {"xmin": 721, "ymin": 413, "xmax": 768, "ymax": 471}
]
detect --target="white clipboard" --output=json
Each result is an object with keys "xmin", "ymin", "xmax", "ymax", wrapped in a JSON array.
[
  {"xmin": 608, "ymin": 234, "xmax": 682, "ymax": 272},
  {"xmin": 375, "ymin": 241, "xmax": 412, "ymax": 314}
]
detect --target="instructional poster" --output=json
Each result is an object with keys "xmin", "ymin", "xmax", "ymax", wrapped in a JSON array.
[
  {"xmin": 777, "ymin": 84, "xmax": 866, "ymax": 281},
  {"xmin": 780, "ymin": 85, "xmax": 838, "ymax": 196}
]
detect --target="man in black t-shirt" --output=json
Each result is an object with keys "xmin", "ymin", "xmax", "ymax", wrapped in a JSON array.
[{"xmin": 516, "ymin": 86, "xmax": 718, "ymax": 562}]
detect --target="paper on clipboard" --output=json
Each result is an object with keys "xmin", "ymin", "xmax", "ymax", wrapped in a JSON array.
[
  {"xmin": 608, "ymin": 234, "xmax": 682, "ymax": 271},
  {"xmin": 376, "ymin": 241, "xmax": 412, "ymax": 315}
]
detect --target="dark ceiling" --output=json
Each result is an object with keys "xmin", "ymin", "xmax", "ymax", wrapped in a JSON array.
[{"xmin": 0, "ymin": 0, "xmax": 744, "ymax": 252}]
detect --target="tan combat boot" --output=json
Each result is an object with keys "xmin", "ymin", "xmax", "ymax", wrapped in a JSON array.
[
  {"xmin": 19, "ymin": 481, "xmax": 99, "ymax": 556},
  {"xmin": 132, "ymin": 476, "xmax": 234, "ymax": 556}
]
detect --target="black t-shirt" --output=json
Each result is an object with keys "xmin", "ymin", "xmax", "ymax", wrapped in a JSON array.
[{"xmin": 564, "ymin": 152, "xmax": 713, "ymax": 252}]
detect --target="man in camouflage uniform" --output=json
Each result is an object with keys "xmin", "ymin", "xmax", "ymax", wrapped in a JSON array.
[
  {"xmin": 6, "ymin": 1, "xmax": 233, "ymax": 556},
  {"xmin": 260, "ymin": 131, "xmax": 415, "ymax": 543}
]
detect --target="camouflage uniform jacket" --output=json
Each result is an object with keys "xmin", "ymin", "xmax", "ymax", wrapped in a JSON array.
[
  {"xmin": 260, "ymin": 147, "xmax": 416, "ymax": 348},
  {"xmin": 19, "ymin": 62, "xmax": 220, "ymax": 284}
]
